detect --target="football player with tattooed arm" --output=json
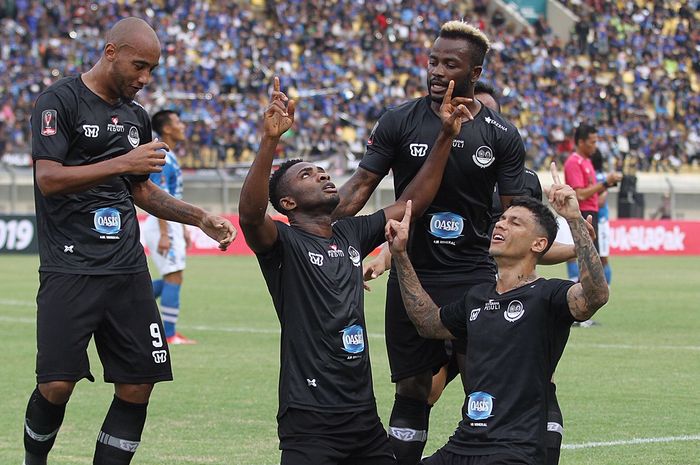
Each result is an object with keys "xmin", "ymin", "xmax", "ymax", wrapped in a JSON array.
[
  {"xmin": 24, "ymin": 17, "xmax": 235, "ymax": 465},
  {"xmin": 386, "ymin": 163, "xmax": 609, "ymax": 465}
]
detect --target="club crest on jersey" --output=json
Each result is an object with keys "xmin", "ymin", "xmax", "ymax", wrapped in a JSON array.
[
  {"xmin": 340, "ymin": 324, "xmax": 365, "ymax": 354},
  {"xmin": 467, "ymin": 391, "xmax": 494, "ymax": 421},
  {"xmin": 409, "ymin": 143, "xmax": 428, "ymax": 157},
  {"xmin": 41, "ymin": 110, "xmax": 58, "ymax": 136},
  {"xmin": 348, "ymin": 246, "xmax": 361, "ymax": 267},
  {"xmin": 429, "ymin": 212, "xmax": 464, "ymax": 240},
  {"xmin": 128, "ymin": 126, "xmax": 140, "ymax": 148},
  {"xmin": 308, "ymin": 252, "xmax": 324, "ymax": 266},
  {"xmin": 83, "ymin": 125, "xmax": 99, "ymax": 138},
  {"xmin": 472, "ymin": 145, "xmax": 494, "ymax": 168},
  {"xmin": 504, "ymin": 300, "xmax": 525, "ymax": 322},
  {"xmin": 92, "ymin": 207, "xmax": 121, "ymax": 236}
]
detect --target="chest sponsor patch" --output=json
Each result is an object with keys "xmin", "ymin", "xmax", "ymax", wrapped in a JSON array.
[
  {"xmin": 472, "ymin": 145, "xmax": 495, "ymax": 168},
  {"xmin": 429, "ymin": 212, "xmax": 464, "ymax": 240},
  {"xmin": 93, "ymin": 208, "xmax": 121, "ymax": 235},
  {"xmin": 504, "ymin": 299, "xmax": 525, "ymax": 322},
  {"xmin": 41, "ymin": 110, "xmax": 58, "ymax": 136},
  {"xmin": 340, "ymin": 324, "xmax": 365, "ymax": 354},
  {"xmin": 467, "ymin": 391, "xmax": 494, "ymax": 421}
]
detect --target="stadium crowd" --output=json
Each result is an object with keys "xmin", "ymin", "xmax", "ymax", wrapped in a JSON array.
[{"xmin": 1, "ymin": 0, "xmax": 699, "ymax": 172}]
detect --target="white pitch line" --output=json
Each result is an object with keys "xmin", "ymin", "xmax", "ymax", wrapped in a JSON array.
[
  {"xmin": 0, "ymin": 298, "xmax": 35, "ymax": 307},
  {"xmin": 563, "ymin": 434, "xmax": 700, "ymax": 450},
  {"xmin": 575, "ymin": 342, "xmax": 700, "ymax": 351}
]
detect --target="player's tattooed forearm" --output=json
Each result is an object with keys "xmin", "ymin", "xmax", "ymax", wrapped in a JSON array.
[
  {"xmin": 394, "ymin": 253, "xmax": 453, "ymax": 339},
  {"xmin": 145, "ymin": 188, "xmax": 202, "ymax": 225},
  {"xmin": 570, "ymin": 217, "xmax": 609, "ymax": 316}
]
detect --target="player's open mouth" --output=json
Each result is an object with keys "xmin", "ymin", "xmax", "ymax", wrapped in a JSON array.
[
  {"xmin": 322, "ymin": 182, "xmax": 337, "ymax": 193},
  {"xmin": 430, "ymin": 81, "xmax": 448, "ymax": 93},
  {"xmin": 492, "ymin": 233, "xmax": 505, "ymax": 243}
]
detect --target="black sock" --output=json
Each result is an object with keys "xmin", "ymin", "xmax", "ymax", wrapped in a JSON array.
[
  {"xmin": 23, "ymin": 387, "xmax": 67, "ymax": 465},
  {"xmin": 93, "ymin": 396, "xmax": 148, "ymax": 465},
  {"xmin": 387, "ymin": 394, "xmax": 430, "ymax": 465}
]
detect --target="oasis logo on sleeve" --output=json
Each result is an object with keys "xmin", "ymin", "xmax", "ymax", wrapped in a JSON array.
[
  {"xmin": 466, "ymin": 391, "xmax": 494, "ymax": 422},
  {"xmin": 41, "ymin": 110, "xmax": 58, "ymax": 136},
  {"xmin": 429, "ymin": 212, "xmax": 464, "ymax": 240},
  {"xmin": 340, "ymin": 324, "xmax": 365, "ymax": 355}
]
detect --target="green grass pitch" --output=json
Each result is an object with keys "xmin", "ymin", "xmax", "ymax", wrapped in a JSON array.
[{"xmin": 1, "ymin": 255, "xmax": 698, "ymax": 464}]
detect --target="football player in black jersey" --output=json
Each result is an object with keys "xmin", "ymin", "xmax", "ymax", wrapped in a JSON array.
[
  {"xmin": 24, "ymin": 18, "xmax": 236, "ymax": 465},
  {"xmin": 334, "ymin": 21, "xmax": 527, "ymax": 464},
  {"xmin": 387, "ymin": 164, "xmax": 609, "ymax": 465},
  {"xmin": 239, "ymin": 77, "xmax": 472, "ymax": 465}
]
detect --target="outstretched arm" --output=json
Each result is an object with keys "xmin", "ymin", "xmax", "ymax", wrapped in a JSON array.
[
  {"xmin": 383, "ymin": 81, "xmax": 474, "ymax": 222},
  {"xmin": 238, "ymin": 77, "xmax": 296, "ymax": 253},
  {"xmin": 548, "ymin": 163, "xmax": 609, "ymax": 320},
  {"xmin": 386, "ymin": 201, "xmax": 455, "ymax": 339}
]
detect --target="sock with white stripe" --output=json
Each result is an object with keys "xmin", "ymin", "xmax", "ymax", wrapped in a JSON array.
[
  {"xmin": 387, "ymin": 394, "xmax": 430, "ymax": 465},
  {"xmin": 23, "ymin": 387, "xmax": 67, "ymax": 465},
  {"xmin": 161, "ymin": 282, "xmax": 181, "ymax": 338},
  {"xmin": 93, "ymin": 396, "xmax": 148, "ymax": 465}
]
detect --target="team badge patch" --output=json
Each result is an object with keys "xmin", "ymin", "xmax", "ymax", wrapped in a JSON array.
[
  {"xmin": 504, "ymin": 300, "xmax": 525, "ymax": 322},
  {"xmin": 41, "ymin": 110, "xmax": 58, "ymax": 136},
  {"xmin": 472, "ymin": 145, "xmax": 495, "ymax": 168},
  {"xmin": 348, "ymin": 246, "xmax": 361, "ymax": 267},
  {"xmin": 128, "ymin": 126, "xmax": 140, "ymax": 148}
]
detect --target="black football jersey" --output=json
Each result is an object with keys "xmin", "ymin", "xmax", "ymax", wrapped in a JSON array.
[
  {"xmin": 256, "ymin": 212, "xmax": 386, "ymax": 415},
  {"xmin": 31, "ymin": 76, "xmax": 153, "ymax": 274},
  {"xmin": 361, "ymin": 96, "xmax": 525, "ymax": 283},
  {"xmin": 439, "ymin": 278, "xmax": 576, "ymax": 464}
]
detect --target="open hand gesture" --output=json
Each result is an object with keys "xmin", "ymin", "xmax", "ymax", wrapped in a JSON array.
[
  {"xmin": 439, "ymin": 80, "xmax": 474, "ymax": 137},
  {"xmin": 386, "ymin": 200, "xmax": 412, "ymax": 255},
  {"xmin": 548, "ymin": 162, "xmax": 581, "ymax": 220},
  {"xmin": 263, "ymin": 76, "xmax": 296, "ymax": 138}
]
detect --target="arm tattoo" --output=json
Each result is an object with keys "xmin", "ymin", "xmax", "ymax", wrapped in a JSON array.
[
  {"xmin": 393, "ymin": 252, "xmax": 454, "ymax": 339},
  {"xmin": 137, "ymin": 185, "xmax": 204, "ymax": 226},
  {"xmin": 569, "ymin": 217, "xmax": 609, "ymax": 319}
]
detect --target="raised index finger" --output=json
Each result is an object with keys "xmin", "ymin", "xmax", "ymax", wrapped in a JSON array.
[
  {"xmin": 550, "ymin": 161, "xmax": 562, "ymax": 185},
  {"xmin": 273, "ymin": 76, "xmax": 280, "ymax": 93},
  {"xmin": 443, "ymin": 80, "xmax": 455, "ymax": 105}
]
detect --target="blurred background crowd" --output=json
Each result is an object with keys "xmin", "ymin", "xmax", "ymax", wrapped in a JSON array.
[{"xmin": 1, "ymin": 0, "xmax": 699, "ymax": 174}]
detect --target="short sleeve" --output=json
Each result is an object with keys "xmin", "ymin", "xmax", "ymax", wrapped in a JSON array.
[
  {"xmin": 564, "ymin": 157, "xmax": 585, "ymax": 189},
  {"xmin": 547, "ymin": 279, "xmax": 576, "ymax": 325},
  {"xmin": 31, "ymin": 91, "xmax": 73, "ymax": 163},
  {"xmin": 524, "ymin": 169, "xmax": 543, "ymax": 200},
  {"xmin": 439, "ymin": 298, "xmax": 469, "ymax": 339},
  {"xmin": 496, "ymin": 130, "xmax": 526, "ymax": 196},
  {"xmin": 337, "ymin": 210, "xmax": 386, "ymax": 258},
  {"xmin": 125, "ymin": 106, "xmax": 154, "ymax": 184},
  {"xmin": 359, "ymin": 111, "xmax": 400, "ymax": 176}
]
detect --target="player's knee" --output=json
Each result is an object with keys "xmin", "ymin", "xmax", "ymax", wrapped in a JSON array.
[
  {"xmin": 163, "ymin": 271, "xmax": 183, "ymax": 285},
  {"xmin": 396, "ymin": 372, "xmax": 433, "ymax": 400},
  {"xmin": 38, "ymin": 381, "xmax": 76, "ymax": 404},
  {"xmin": 115, "ymin": 383, "xmax": 154, "ymax": 404}
]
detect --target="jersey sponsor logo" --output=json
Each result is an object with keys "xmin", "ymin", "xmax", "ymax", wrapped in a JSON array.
[
  {"xmin": 484, "ymin": 299, "xmax": 500, "ymax": 311},
  {"xmin": 469, "ymin": 307, "xmax": 481, "ymax": 321},
  {"xmin": 472, "ymin": 145, "xmax": 495, "ymax": 168},
  {"xmin": 151, "ymin": 350, "xmax": 168, "ymax": 364},
  {"xmin": 327, "ymin": 244, "xmax": 345, "ymax": 258},
  {"xmin": 82, "ymin": 124, "xmax": 100, "ymax": 138},
  {"xmin": 504, "ymin": 299, "xmax": 525, "ymax": 322},
  {"xmin": 484, "ymin": 116, "xmax": 508, "ymax": 132},
  {"xmin": 107, "ymin": 115, "xmax": 125, "ymax": 133},
  {"xmin": 409, "ymin": 143, "xmax": 428, "ymax": 157},
  {"xmin": 92, "ymin": 208, "xmax": 121, "ymax": 235},
  {"xmin": 63, "ymin": 245, "xmax": 74, "ymax": 253},
  {"xmin": 467, "ymin": 391, "xmax": 494, "ymax": 421},
  {"xmin": 306, "ymin": 378, "xmax": 317, "ymax": 387},
  {"xmin": 429, "ymin": 212, "xmax": 464, "ymax": 240},
  {"xmin": 348, "ymin": 246, "xmax": 361, "ymax": 266},
  {"xmin": 308, "ymin": 252, "xmax": 324, "ymax": 266},
  {"xmin": 41, "ymin": 110, "xmax": 58, "ymax": 136},
  {"xmin": 452, "ymin": 139, "xmax": 464, "ymax": 148},
  {"xmin": 340, "ymin": 324, "xmax": 365, "ymax": 354},
  {"xmin": 128, "ymin": 126, "xmax": 140, "ymax": 148}
]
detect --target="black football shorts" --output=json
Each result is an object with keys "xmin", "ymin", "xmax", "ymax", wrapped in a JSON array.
[{"xmin": 35, "ymin": 271, "xmax": 173, "ymax": 384}]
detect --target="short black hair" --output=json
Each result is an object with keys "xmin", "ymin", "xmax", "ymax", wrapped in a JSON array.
[
  {"xmin": 269, "ymin": 158, "xmax": 303, "ymax": 214},
  {"xmin": 151, "ymin": 110, "xmax": 178, "ymax": 136},
  {"xmin": 438, "ymin": 21, "xmax": 490, "ymax": 67},
  {"xmin": 574, "ymin": 123, "xmax": 597, "ymax": 145},
  {"xmin": 474, "ymin": 80, "xmax": 496, "ymax": 97},
  {"xmin": 509, "ymin": 196, "xmax": 558, "ymax": 256}
]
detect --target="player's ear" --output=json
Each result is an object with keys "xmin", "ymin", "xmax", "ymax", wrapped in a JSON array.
[
  {"xmin": 470, "ymin": 65, "xmax": 483, "ymax": 83},
  {"xmin": 280, "ymin": 196, "xmax": 296, "ymax": 212},
  {"xmin": 531, "ymin": 236, "xmax": 548, "ymax": 255},
  {"xmin": 104, "ymin": 43, "xmax": 117, "ymax": 62}
]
